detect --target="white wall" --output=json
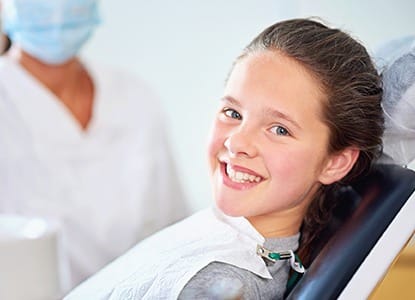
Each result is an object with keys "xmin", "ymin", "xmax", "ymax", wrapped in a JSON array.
[{"xmin": 82, "ymin": 0, "xmax": 415, "ymax": 212}]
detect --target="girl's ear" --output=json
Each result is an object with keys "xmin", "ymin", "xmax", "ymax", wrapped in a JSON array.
[{"xmin": 319, "ymin": 147, "xmax": 360, "ymax": 185}]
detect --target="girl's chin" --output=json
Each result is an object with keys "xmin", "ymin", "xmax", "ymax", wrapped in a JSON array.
[{"xmin": 215, "ymin": 199, "xmax": 244, "ymax": 217}]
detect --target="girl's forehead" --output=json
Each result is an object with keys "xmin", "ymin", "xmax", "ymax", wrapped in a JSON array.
[
  {"xmin": 232, "ymin": 51, "xmax": 323, "ymax": 87},
  {"xmin": 224, "ymin": 51, "xmax": 328, "ymax": 127},
  {"xmin": 227, "ymin": 52, "xmax": 326, "ymax": 103}
]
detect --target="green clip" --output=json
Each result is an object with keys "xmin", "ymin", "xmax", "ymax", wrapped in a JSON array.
[{"xmin": 268, "ymin": 252, "xmax": 281, "ymax": 260}]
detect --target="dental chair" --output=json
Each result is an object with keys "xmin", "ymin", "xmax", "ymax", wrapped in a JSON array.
[
  {"xmin": 285, "ymin": 163, "xmax": 415, "ymax": 300},
  {"xmin": 286, "ymin": 34, "xmax": 415, "ymax": 300}
]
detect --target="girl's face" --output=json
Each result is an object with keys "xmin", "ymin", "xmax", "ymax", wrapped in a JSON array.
[{"xmin": 208, "ymin": 51, "xmax": 334, "ymax": 236}]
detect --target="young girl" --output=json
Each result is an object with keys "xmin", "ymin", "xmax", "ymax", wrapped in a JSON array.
[{"xmin": 65, "ymin": 18, "xmax": 383, "ymax": 300}]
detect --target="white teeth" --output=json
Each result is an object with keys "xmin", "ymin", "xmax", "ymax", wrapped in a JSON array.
[
  {"xmin": 226, "ymin": 164, "xmax": 235, "ymax": 177},
  {"xmin": 226, "ymin": 164, "xmax": 261, "ymax": 183}
]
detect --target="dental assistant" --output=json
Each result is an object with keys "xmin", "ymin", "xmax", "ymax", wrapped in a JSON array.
[{"xmin": 0, "ymin": 0, "xmax": 188, "ymax": 288}]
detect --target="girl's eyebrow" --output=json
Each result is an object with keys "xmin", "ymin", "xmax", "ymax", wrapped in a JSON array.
[
  {"xmin": 221, "ymin": 96, "xmax": 241, "ymax": 107},
  {"xmin": 263, "ymin": 107, "xmax": 302, "ymax": 130},
  {"xmin": 221, "ymin": 96, "xmax": 301, "ymax": 130}
]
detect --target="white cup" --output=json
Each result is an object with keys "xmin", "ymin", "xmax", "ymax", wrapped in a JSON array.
[{"xmin": 0, "ymin": 214, "xmax": 67, "ymax": 300}]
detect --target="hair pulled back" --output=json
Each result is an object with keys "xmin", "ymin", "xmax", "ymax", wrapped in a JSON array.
[{"xmin": 236, "ymin": 18, "xmax": 384, "ymax": 265}]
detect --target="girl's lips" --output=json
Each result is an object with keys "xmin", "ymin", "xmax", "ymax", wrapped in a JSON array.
[
  {"xmin": 226, "ymin": 163, "xmax": 263, "ymax": 178},
  {"xmin": 219, "ymin": 162, "xmax": 263, "ymax": 190}
]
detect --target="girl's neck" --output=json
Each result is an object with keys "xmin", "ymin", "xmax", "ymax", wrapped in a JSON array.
[{"xmin": 247, "ymin": 210, "xmax": 304, "ymax": 238}]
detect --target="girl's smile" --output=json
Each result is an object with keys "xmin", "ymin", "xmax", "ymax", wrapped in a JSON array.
[{"xmin": 221, "ymin": 162, "xmax": 263, "ymax": 190}]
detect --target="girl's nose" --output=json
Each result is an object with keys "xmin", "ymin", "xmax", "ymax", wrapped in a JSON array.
[{"xmin": 224, "ymin": 127, "xmax": 258, "ymax": 158}]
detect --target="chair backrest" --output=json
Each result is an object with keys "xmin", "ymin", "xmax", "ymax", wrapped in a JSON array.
[{"xmin": 286, "ymin": 163, "xmax": 415, "ymax": 300}]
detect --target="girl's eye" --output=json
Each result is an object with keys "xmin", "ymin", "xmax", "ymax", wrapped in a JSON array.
[
  {"xmin": 223, "ymin": 108, "xmax": 242, "ymax": 120},
  {"xmin": 271, "ymin": 125, "xmax": 290, "ymax": 136}
]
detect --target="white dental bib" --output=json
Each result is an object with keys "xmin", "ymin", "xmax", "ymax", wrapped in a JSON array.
[{"xmin": 65, "ymin": 206, "xmax": 273, "ymax": 299}]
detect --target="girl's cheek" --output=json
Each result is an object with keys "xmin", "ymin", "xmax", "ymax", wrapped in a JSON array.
[
  {"xmin": 207, "ymin": 133, "xmax": 222, "ymax": 157},
  {"xmin": 207, "ymin": 124, "xmax": 219, "ymax": 151},
  {"xmin": 207, "ymin": 124, "xmax": 227, "ymax": 163}
]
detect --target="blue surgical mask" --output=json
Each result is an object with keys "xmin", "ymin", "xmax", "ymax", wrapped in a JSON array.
[{"xmin": 2, "ymin": 0, "xmax": 100, "ymax": 65}]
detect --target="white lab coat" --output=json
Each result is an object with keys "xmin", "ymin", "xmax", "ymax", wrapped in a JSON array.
[{"xmin": 0, "ymin": 56, "xmax": 189, "ymax": 288}]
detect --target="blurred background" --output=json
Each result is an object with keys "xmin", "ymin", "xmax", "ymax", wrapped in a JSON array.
[{"xmin": 83, "ymin": 0, "xmax": 415, "ymax": 212}]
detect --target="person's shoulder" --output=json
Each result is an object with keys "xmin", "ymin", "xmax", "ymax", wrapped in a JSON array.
[
  {"xmin": 86, "ymin": 59, "xmax": 153, "ymax": 90},
  {"xmin": 79, "ymin": 57, "xmax": 149, "ymax": 88},
  {"xmin": 0, "ymin": 56, "xmax": 20, "ymax": 100},
  {"xmin": 83, "ymin": 58, "xmax": 163, "ymax": 110},
  {"xmin": 179, "ymin": 261, "xmax": 260, "ymax": 299},
  {"xmin": 0, "ymin": 55, "xmax": 17, "ymax": 77}
]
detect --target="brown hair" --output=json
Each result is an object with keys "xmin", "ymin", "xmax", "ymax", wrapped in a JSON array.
[{"xmin": 234, "ymin": 18, "xmax": 384, "ymax": 266}]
